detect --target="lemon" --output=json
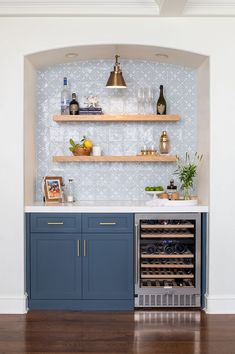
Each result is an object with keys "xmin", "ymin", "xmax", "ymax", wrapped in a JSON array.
[{"xmin": 84, "ymin": 139, "xmax": 93, "ymax": 148}]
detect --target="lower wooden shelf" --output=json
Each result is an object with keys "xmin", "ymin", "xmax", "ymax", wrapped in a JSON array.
[{"xmin": 53, "ymin": 155, "xmax": 177, "ymax": 163}]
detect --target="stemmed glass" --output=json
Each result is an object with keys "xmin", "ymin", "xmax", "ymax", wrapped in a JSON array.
[
  {"xmin": 137, "ymin": 88, "xmax": 145, "ymax": 114},
  {"xmin": 144, "ymin": 87, "xmax": 155, "ymax": 114}
]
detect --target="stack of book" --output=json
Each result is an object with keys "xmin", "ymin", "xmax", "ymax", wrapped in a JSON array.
[{"xmin": 79, "ymin": 107, "xmax": 103, "ymax": 115}]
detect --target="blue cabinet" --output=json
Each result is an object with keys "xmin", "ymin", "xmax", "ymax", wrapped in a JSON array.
[
  {"xmin": 31, "ymin": 233, "xmax": 82, "ymax": 299},
  {"xmin": 26, "ymin": 213, "xmax": 134, "ymax": 310},
  {"xmin": 83, "ymin": 233, "xmax": 133, "ymax": 300}
]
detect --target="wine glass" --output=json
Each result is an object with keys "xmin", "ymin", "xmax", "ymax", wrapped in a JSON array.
[
  {"xmin": 144, "ymin": 87, "xmax": 155, "ymax": 114},
  {"xmin": 136, "ymin": 87, "xmax": 145, "ymax": 114}
]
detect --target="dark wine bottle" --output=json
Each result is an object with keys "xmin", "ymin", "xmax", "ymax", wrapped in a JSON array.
[
  {"xmin": 156, "ymin": 85, "xmax": 166, "ymax": 115},
  {"xmin": 69, "ymin": 92, "xmax": 79, "ymax": 115}
]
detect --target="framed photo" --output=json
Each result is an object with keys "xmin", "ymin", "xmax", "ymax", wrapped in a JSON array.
[{"xmin": 44, "ymin": 176, "xmax": 63, "ymax": 203}]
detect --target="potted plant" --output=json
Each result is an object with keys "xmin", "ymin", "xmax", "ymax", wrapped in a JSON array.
[{"xmin": 174, "ymin": 152, "xmax": 203, "ymax": 200}]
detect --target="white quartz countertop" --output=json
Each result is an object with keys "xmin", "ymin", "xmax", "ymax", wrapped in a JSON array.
[{"xmin": 25, "ymin": 201, "xmax": 208, "ymax": 213}]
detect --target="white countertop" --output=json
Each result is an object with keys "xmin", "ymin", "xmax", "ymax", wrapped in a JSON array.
[{"xmin": 25, "ymin": 200, "xmax": 208, "ymax": 213}]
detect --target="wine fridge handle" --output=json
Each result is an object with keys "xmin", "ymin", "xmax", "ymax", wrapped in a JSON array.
[{"xmin": 135, "ymin": 223, "xmax": 139, "ymax": 284}]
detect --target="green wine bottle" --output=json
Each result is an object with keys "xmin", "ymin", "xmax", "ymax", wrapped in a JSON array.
[{"xmin": 156, "ymin": 85, "xmax": 166, "ymax": 115}]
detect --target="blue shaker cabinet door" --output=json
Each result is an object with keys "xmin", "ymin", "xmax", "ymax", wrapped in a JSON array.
[
  {"xmin": 31, "ymin": 233, "xmax": 82, "ymax": 299},
  {"xmin": 82, "ymin": 233, "xmax": 133, "ymax": 300}
]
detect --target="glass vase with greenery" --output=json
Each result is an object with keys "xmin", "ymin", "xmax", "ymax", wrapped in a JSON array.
[{"xmin": 174, "ymin": 152, "xmax": 203, "ymax": 200}]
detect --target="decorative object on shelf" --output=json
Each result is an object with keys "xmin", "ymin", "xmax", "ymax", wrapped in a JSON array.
[
  {"xmin": 66, "ymin": 178, "xmax": 75, "ymax": 203},
  {"xmin": 69, "ymin": 137, "xmax": 93, "ymax": 156},
  {"xmin": 159, "ymin": 131, "xmax": 170, "ymax": 154},
  {"xmin": 92, "ymin": 145, "xmax": 102, "ymax": 156},
  {"xmin": 79, "ymin": 95, "xmax": 103, "ymax": 115},
  {"xmin": 85, "ymin": 95, "xmax": 99, "ymax": 108},
  {"xmin": 61, "ymin": 77, "xmax": 70, "ymax": 115},
  {"xmin": 106, "ymin": 55, "xmax": 126, "ymax": 88},
  {"xmin": 156, "ymin": 85, "xmax": 167, "ymax": 114},
  {"xmin": 174, "ymin": 152, "xmax": 203, "ymax": 200},
  {"xmin": 44, "ymin": 176, "xmax": 63, "ymax": 203},
  {"xmin": 69, "ymin": 92, "xmax": 79, "ymax": 115}
]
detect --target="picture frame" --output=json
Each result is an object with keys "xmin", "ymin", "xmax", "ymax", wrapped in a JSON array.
[{"xmin": 44, "ymin": 176, "xmax": 63, "ymax": 203}]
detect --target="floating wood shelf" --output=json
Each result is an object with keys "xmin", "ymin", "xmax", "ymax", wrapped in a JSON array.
[
  {"xmin": 53, "ymin": 114, "xmax": 180, "ymax": 122},
  {"xmin": 53, "ymin": 155, "xmax": 177, "ymax": 163}
]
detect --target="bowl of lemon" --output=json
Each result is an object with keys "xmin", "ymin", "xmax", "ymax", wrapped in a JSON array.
[{"xmin": 69, "ymin": 136, "xmax": 93, "ymax": 156}]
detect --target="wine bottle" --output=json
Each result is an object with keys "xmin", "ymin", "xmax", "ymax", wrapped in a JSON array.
[
  {"xmin": 156, "ymin": 85, "xmax": 166, "ymax": 115},
  {"xmin": 69, "ymin": 92, "xmax": 79, "ymax": 115},
  {"xmin": 61, "ymin": 77, "xmax": 70, "ymax": 115}
]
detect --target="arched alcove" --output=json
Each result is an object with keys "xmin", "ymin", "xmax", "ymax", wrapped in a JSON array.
[{"xmin": 24, "ymin": 44, "xmax": 209, "ymax": 206}]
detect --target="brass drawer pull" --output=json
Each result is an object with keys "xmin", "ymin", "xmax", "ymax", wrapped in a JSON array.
[
  {"xmin": 47, "ymin": 222, "xmax": 64, "ymax": 225},
  {"xmin": 84, "ymin": 240, "xmax": 86, "ymax": 257},
  {"xmin": 77, "ymin": 240, "xmax": 80, "ymax": 257},
  {"xmin": 99, "ymin": 222, "xmax": 117, "ymax": 225}
]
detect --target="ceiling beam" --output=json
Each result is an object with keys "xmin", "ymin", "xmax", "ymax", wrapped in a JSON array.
[{"xmin": 158, "ymin": 0, "xmax": 188, "ymax": 16}]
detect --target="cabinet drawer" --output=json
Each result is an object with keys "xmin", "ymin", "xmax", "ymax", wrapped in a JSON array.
[
  {"xmin": 82, "ymin": 214, "xmax": 133, "ymax": 233},
  {"xmin": 30, "ymin": 213, "xmax": 81, "ymax": 233}
]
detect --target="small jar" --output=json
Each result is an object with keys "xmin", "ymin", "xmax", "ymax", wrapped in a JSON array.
[
  {"xmin": 167, "ymin": 179, "xmax": 177, "ymax": 200},
  {"xmin": 159, "ymin": 131, "xmax": 170, "ymax": 154}
]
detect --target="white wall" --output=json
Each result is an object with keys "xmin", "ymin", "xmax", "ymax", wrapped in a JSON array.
[{"xmin": 0, "ymin": 17, "xmax": 235, "ymax": 313}]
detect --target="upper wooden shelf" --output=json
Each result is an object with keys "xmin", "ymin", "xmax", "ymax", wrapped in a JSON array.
[
  {"xmin": 53, "ymin": 155, "xmax": 177, "ymax": 163},
  {"xmin": 53, "ymin": 114, "xmax": 180, "ymax": 122}
]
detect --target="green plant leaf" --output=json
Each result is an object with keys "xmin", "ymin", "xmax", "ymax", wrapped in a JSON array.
[
  {"xmin": 69, "ymin": 147, "xmax": 74, "ymax": 152},
  {"xmin": 69, "ymin": 138, "xmax": 75, "ymax": 147}
]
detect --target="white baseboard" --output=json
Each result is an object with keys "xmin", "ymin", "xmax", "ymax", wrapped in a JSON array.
[
  {"xmin": 206, "ymin": 294, "xmax": 235, "ymax": 314},
  {"xmin": 0, "ymin": 295, "xmax": 27, "ymax": 314}
]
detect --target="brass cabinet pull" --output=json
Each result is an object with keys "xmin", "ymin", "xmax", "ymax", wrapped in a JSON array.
[
  {"xmin": 77, "ymin": 240, "xmax": 80, "ymax": 257},
  {"xmin": 47, "ymin": 222, "xmax": 64, "ymax": 225},
  {"xmin": 99, "ymin": 222, "xmax": 116, "ymax": 225},
  {"xmin": 84, "ymin": 240, "xmax": 86, "ymax": 257}
]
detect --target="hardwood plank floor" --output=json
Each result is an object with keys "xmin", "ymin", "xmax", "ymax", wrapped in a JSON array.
[{"xmin": 0, "ymin": 310, "xmax": 234, "ymax": 353}]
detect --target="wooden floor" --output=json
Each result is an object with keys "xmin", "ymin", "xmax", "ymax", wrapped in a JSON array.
[{"xmin": 0, "ymin": 310, "xmax": 235, "ymax": 353}]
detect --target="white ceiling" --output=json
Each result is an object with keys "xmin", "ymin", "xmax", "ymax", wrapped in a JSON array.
[{"xmin": 0, "ymin": 0, "xmax": 235, "ymax": 16}]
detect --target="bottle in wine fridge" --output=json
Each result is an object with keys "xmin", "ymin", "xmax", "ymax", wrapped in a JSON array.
[
  {"xmin": 156, "ymin": 85, "xmax": 166, "ymax": 115},
  {"xmin": 61, "ymin": 77, "xmax": 70, "ymax": 115},
  {"xmin": 69, "ymin": 92, "xmax": 79, "ymax": 115}
]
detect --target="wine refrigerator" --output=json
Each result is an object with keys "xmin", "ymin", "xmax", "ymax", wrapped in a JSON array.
[{"xmin": 135, "ymin": 213, "xmax": 201, "ymax": 308}]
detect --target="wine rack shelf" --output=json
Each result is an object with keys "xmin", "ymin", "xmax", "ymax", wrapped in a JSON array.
[
  {"xmin": 141, "ymin": 280, "xmax": 194, "ymax": 288},
  {"xmin": 141, "ymin": 253, "xmax": 194, "ymax": 259},
  {"xmin": 53, "ymin": 155, "xmax": 177, "ymax": 163},
  {"xmin": 53, "ymin": 114, "xmax": 180, "ymax": 122},
  {"xmin": 141, "ymin": 273, "xmax": 194, "ymax": 279},
  {"xmin": 141, "ymin": 263, "xmax": 194, "ymax": 269},
  {"xmin": 141, "ymin": 224, "xmax": 194, "ymax": 229},
  {"xmin": 141, "ymin": 233, "xmax": 194, "ymax": 239}
]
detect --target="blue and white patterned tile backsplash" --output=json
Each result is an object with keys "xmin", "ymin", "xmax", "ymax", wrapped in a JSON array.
[{"xmin": 36, "ymin": 59, "xmax": 197, "ymax": 201}]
